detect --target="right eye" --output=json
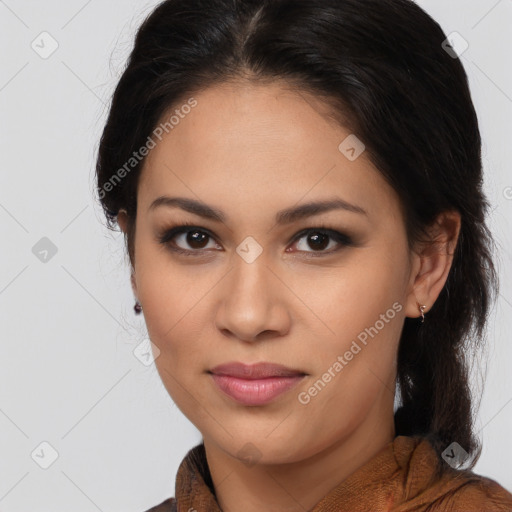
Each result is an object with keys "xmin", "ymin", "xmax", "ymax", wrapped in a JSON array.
[{"xmin": 157, "ymin": 223, "xmax": 222, "ymax": 256}]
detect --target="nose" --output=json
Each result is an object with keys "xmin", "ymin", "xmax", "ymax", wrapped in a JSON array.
[{"xmin": 214, "ymin": 255, "xmax": 291, "ymax": 343}]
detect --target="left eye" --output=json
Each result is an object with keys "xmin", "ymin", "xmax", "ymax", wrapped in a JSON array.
[{"xmin": 290, "ymin": 229, "xmax": 353, "ymax": 254}]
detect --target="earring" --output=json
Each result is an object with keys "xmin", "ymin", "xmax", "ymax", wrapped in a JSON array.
[
  {"xmin": 418, "ymin": 302, "xmax": 427, "ymax": 323},
  {"xmin": 134, "ymin": 300, "xmax": 142, "ymax": 314}
]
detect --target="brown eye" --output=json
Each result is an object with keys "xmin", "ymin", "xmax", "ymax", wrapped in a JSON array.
[
  {"xmin": 291, "ymin": 228, "xmax": 353, "ymax": 255},
  {"xmin": 305, "ymin": 232, "xmax": 330, "ymax": 251},
  {"xmin": 185, "ymin": 230, "xmax": 210, "ymax": 249},
  {"xmin": 158, "ymin": 224, "xmax": 220, "ymax": 255}
]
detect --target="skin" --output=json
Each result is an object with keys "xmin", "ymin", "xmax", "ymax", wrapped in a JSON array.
[{"xmin": 117, "ymin": 80, "xmax": 461, "ymax": 512}]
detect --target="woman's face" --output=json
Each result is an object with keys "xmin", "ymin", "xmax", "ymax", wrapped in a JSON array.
[{"xmin": 122, "ymin": 80, "xmax": 422, "ymax": 464}]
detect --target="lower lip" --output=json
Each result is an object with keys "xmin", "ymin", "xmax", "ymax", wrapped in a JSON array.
[{"xmin": 210, "ymin": 373, "xmax": 305, "ymax": 406}]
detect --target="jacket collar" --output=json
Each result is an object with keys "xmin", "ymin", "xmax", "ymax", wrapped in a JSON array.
[{"xmin": 170, "ymin": 435, "xmax": 492, "ymax": 511}]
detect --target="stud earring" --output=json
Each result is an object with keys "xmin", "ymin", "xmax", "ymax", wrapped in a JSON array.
[{"xmin": 134, "ymin": 300, "xmax": 142, "ymax": 314}]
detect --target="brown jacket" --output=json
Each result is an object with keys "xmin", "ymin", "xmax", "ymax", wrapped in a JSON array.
[{"xmin": 145, "ymin": 435, "xmax": 512, "ymax": 511}]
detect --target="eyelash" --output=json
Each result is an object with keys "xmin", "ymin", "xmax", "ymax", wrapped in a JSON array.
[{"xmin": 157, "ymin": 221, "xmax": 354, "ymax": 258}]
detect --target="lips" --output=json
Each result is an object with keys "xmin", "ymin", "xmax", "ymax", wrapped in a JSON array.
[
  {"xmin": 209, "ymin": 361, "xmax": 306, "ymax": 379},
  {"xmin": 208, "ymin": 361, "xmax": 307, "ymax": 406}
]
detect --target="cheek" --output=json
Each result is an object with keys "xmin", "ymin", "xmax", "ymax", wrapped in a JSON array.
[
  {"xmin": 291, "ymin": 253, "xmax": 406, "ymax": 409},
  {"xmin": 295, "ymin": 250, "xmax": 406, "ymax": 337},
  {"xmin": 140, "ymin": 283, "xmax": 206, "ymax": 360},
  {"xmin": 134, "ymin": 231, "xmax": 210, "ymax": 345},
  {"xmin": 142, "ymin": 295, "xmax": 211, "ymax": 415}
]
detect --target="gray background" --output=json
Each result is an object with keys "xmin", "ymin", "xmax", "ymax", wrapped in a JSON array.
[{"xmin": 0, "ymin": 1, "xmax": 511, "ymax": 511}]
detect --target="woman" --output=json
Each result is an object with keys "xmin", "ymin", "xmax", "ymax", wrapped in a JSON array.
[{"xmin": 96, "ymin": 0, "xmax": 512, "ymax": 510}]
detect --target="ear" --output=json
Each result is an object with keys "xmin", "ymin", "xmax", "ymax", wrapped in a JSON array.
[
  {"xmin": 117, "ymin": 209, "xmax": 128, "ymax": 234},
  {"xmin": 130, "ymin": 272, "xmax": 138, "ymax": 298},
  {"xmin": 117, "ymin": 209, "xmax": 138, "ymax": 297},
  {"xmin": 404, "ymin": 210, "xmax": 461, "ymax": 320}
]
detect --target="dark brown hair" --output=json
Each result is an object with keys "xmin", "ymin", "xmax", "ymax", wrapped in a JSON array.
[{"xmin": 96, "ymin": 0, "xmax": 499, "ymax": 469}]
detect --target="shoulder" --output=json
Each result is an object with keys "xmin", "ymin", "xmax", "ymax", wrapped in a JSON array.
[
  {"xmin": 428, "ymin": 472, "xmax": 512, "ymax": 511},
  {"xmin": 142, "ymin": 497, "xmax": 176, "ymax": 512}
]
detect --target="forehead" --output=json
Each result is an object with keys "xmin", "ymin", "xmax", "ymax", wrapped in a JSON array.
[{"xmin": 137, "ymin": 80, "xmax": 399, "ymax": 222}]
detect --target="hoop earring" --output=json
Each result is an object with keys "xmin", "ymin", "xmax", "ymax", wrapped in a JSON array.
[
  {"xmin": 134, "ymin": 300, "xmax": 142, "ymax": 314},
  {"xmin": 418, "ymin": 302, "xmax": 427, "ymax": 323}
]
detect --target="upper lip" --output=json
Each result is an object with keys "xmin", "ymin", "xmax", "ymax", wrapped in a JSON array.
[{"xmin": 209, "ymin": 361, "xmax": 307, "ymax": 379}]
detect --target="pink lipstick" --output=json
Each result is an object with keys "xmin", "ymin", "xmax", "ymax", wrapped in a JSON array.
[{"xmin": 209, "ymin": 361, "xmax": 306, "ymax": 406}]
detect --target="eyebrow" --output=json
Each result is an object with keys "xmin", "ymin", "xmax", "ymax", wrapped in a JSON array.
[{"xmin": 148, "ymin": 196, "xmax": 368, "ymax": 224}]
